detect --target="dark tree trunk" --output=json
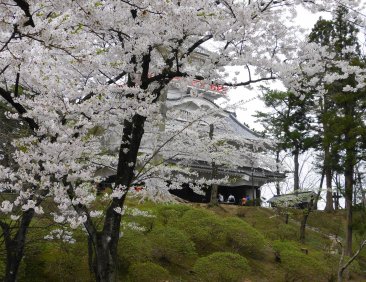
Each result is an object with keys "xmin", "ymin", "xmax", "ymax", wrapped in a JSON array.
[
  {"xmin": 91, "ymin": 114, "xmax": 146, "ymax": 282},
  {"xmin": 343, "ymin": 97, "xmax": 356, "ymax": 256},
  {"xmin": 313, "ymin": 168, "xmax": 325, "ymax": 210},
  {"xmin": 276, "ymin": 150, "xmax": 281, "ymax": 196},
  {"xmin": 0, "ymin": 87, "xmax": 42, "ymax": 282},
  {"xmin": 209, "ymin": 124, "xmax": 218, "ymax": 206},
  {"xmin": 335, "ymin": 192, "xmax": 339, "ymax": 210},
  {"xmin": 93, "ymin": 233, "xmax": 118, "ymax": 282},
  {"xmin": 300, "ymin": 196, "xmax": 314, "ymax": 243},
  {"xmin": 210, "ymin": 183, "xmax": 218, "ymax": 206},
  {"xmin": 1, "ymin": 209, "xmax": 35, "ymax": 282},
  {"xmin": 361, "ymin": 180, "xmax": 366, "ymax": 209},
  {"xmin": 358, "ymin": 168, "xmax": 366, "ymax": 208},
  {"xmin": 335, "ymin": 174, "xmax": 342, "ymax": 210},
  {"xmin": 353, "ymin": 174, "xmax": 357, "ymax": 206},
  {"xmin": 344, "ymin": 159, "xmax": 354, "ymax": 257},
  {"xmin": 88, "ymin": 237, "xmax": 95, "ymax": 275},
  {"xmin": 299, "ymin": 216, "xmax": 307, "ymax": 243},
  {"xmin": 324, "ymin": 148, "xmax": 334, "ymax": 212},
  {"xmin": 293, "ymin": 148, "xmax": 300, "ymax": 193}
]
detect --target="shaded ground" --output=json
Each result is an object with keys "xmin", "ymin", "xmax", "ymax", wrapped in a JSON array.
[{"xmin": 0, "ymin": 200, "xmax": 365, "ymax": 281}]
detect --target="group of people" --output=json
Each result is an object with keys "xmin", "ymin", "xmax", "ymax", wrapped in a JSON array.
[{"xmin": 218, "ymin": 193, "xmax": 251, "ymax": 205}]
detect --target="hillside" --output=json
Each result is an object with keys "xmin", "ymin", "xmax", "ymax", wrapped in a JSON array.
[{"xmin": 1, "ymin": 201, "xmax": 365, "ymax": 281}]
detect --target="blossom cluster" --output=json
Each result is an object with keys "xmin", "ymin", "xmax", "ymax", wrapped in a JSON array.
[{"xmin": 0, "ymin": 0, "xmax": 363, "ymax": 242}]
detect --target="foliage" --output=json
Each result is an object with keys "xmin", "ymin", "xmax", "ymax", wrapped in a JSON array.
[
  {"xmin": 16, "ymin": 241, "xmax": 90, "ymax": 282},
  {"xmin": 309, "ymin": 5, "xmax": 366, "ymax": 255},
  {"xmin": 223, "ymin": 217, "xmax": 267, "ymax": 258},
  {"xmin": 156, "ymin": 205, "xmax": 268, "ymax": 258},
  {"xmin": 193, "ymin": 252, "xmax": 250, "ymax": 282},
  {"xmin": 175, "ymin": 208, "xmax": 227, "ymax": 253},
  {"xmin": 0, "ymin": 203, "xmax": 365, "ymax": 281},
  {"xmin": 127, "ymin": 262, "xmax": 170, "ymax": 282},
  {"xmin": 271, "ymin": 223, "xmax": 299, "ymax": 241},
  {"xmin": 255, "ymin": 89, "xmax": 316, "ymax": 192},
  {"xmin": 256, "ymin": 89, "xmax": 315, "ymax": 153},
  {"xmin": 148, "ymin": 226, "xmax": 197, "ymax": 267},
  {"xmin": 118, "ymin": 230, "xmax": 153, "ymax": 270},
  {"xmin": 156, "ymin": 204, "xmax": 191, "ymax": 226},
  {"xmin": 296, "ymin": 210, "xmax": 345, "ymax": 237},
  {"xmin": 273, "ymin": 240, "xmax": 331, "ymax": 281},
  {"xmin": 272, "ymin": 240, "xmax": 300, "ymax": 254},
  {"xmin": 281, "ymin": 250, "xmax": 330, "ymax": 281}
]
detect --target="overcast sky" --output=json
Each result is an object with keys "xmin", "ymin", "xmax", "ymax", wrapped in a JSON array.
[{"xmin": 230, "ymin": 3, "xmax": 365, "ymax": 132}]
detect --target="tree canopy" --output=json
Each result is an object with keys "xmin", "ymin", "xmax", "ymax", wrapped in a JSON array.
[{"xmin": 0, "ymin": 1, "xmax": 365, "ymax": 281}]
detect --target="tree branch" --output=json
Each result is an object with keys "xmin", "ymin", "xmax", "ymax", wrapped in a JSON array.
[
  {"xmin": 339, "ymin": 239, "xmax": 366, "ymax": 277},
  {"xmin": 0, "ymin": 65, "xmax": 10, "ymax": 76},
  {"xmin": 13, "ymin": 0, "xmax": 35, "ymax": 27},
  {"xmin": 0, "ymin": 87, "xmax": 38, "ymax": 131},
  {"xmin": 0, "ymin": 25, "xmax": 18, "ymax": 52},
  {"xmin": 224, "ymin": 74, "xmax": 276, "ymax": 87},
  {"xmin": 181, "ymin": 34, "xmax": 213, "ymax": 60}
]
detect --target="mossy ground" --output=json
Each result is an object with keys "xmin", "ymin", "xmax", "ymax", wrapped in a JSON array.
[{"xmin": 0, "ymin": 199, "xmax": 365, "ymax": 281}]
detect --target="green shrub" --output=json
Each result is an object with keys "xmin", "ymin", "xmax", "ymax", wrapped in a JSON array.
[
  {"xmin": 156, "ymin": 204, "xmax": 191, "ymax": 226},
  {"xmin": 273, "ymin": 241, "xmax": 329, "ymax": 281},
  {"xmin": 0, "ymin": 252, "xmax": 5, "ymax": 280},
  {"xmin": 273, "ymin": 224, "xmax": 298, "ymax": 241},
  {"xmin": 127, "ymin": 262, "xmax": 170, "ymax": 282},
  {"xmin": 282, "ymin": 250, "xmax": 329, "ymax": 281},
  {"xmin": 177, "ymin": 209, "xmax": 227, "ymax": 253},
  {"xmin": 224, "ymin": 217, "xmax": 267, "ymax": 258},
  {"xmin": 272, "ymin": 240, "xmax": 299, "ymax": 253},
  {"xmin": 321, "ymin": 253, "xmax": 362, "ymax": 281},
  {"xmin": 339, "ymin": 255, "xmax": 362, "ymax": 277},
  {"xmin": 193, "ymin": 252, "xmax": 250, "ymax": 282},
  {"xmin": 118, "ymin": 230, "xmax": 153, "ymax": 269},
  {"xmin": 18, "ymin": 241, "xmax": 90, "ymax": 282},
  {"xmin": 273, "ymin": 241, "xmax": 362, "ymax": 281},
  {"xmin": 148, "ymin": 226, "xmax": 197, "ymax": 267},
  {"xmin": 178, "ymin": 208, "xmax": 215, "ymax": 224}
]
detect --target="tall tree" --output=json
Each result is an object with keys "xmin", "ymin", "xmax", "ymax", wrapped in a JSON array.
[
  {"xmin": 256, "ymin": 89, "xmax": 315, "ymax": 193},
  {"xmin": 308, "ymin": 6, "xmax": 366, "ymax": 255}
]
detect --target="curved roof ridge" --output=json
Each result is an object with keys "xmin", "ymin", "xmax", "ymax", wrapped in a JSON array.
[
  {"xmin": 228, "ymin": 113, "xmax": 262, "ymax": 138},
  {"xmin": 167, "ymin": 93, "xmax": 262, "ymax": 139},
  {"xmin": 167, "ymin": 93, "xmax": 221, "ymax": 109}
]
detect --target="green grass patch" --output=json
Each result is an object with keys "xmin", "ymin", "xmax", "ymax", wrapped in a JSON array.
[{"xmin": 0, "ymin": 201, "xmax": 365, "ymax": 281}]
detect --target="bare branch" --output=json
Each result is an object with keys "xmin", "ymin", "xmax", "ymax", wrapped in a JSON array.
[
  {"xmin": 338, "ymin": 239, "xmax": 366, "ymax": 281},
  {"xmin": 0, "ymin": 25, "xmax": 18, "ymax": 52},
  {"xmin": 0, "ymin": 65, "xmax": 10, "ymax": 76},
  {"xmin": 224, "ymin": 74, "xmax": 276, "ymax": 87}
]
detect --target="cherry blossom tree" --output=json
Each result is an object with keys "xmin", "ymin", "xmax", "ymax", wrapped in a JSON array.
[{"xmin": 0, "ymin": 1, "xmax": 365, "ymax": 281}]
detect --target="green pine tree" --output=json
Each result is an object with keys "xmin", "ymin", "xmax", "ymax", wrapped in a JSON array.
[
  {"xmin": 255, "ymin": 88, "xmax": 316, "ymax": 193},
  {"xmin": 308, "ymin": 5, "xmax": 366, "ymax": 256}
]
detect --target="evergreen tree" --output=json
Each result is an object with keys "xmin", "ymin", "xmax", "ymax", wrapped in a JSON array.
[
  {"xmin": 255, "ymin": 89, "xmax": 315, "ymax": 193},
  {"xmin": 308, "ymin": 6, "xmax": 366, "ymax": 256}
]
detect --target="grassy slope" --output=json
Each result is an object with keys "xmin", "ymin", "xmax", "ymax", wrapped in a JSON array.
[{"xmin": 0, "ymin": 200, "xmax": 365, "ymax": 281}]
